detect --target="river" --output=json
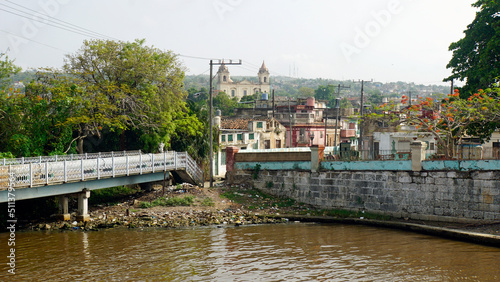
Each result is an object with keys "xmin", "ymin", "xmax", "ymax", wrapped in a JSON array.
[{"xmin": 0, "ymin": 223, "xmax": 498, "ymax": 281}]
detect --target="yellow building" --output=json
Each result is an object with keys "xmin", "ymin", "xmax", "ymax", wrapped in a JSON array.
[{"xmin": 216, "ymin": 61, "xmax": 270, "ymax": 100}]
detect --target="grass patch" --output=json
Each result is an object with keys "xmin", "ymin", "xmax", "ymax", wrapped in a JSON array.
[
  {"xmin": 140, "ymin": 195, "xmax": 195, "ymax": 209},
  {"xmin": 200, "ymin": 197, "xmax": 215, "ymax": 207},
  {"xmin": 90, "ymin": 186, "xmax": 140, "ymax": 205}
]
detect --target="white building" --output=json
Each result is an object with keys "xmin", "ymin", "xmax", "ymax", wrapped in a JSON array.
[{"xmin": 214, "ymin": 116, "xmax": 286, "ymax": 177}]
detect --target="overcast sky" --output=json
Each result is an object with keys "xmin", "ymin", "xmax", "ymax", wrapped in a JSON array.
[{"xmin": 0, "ymin": 0, "xmax": 477, "ymax": 86}]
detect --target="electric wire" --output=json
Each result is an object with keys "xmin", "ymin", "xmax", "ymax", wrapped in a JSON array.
[
  {"xmin": 0, "ymin": 5, "xmax": 112, "ymax": 40},
  {"xmin": 4, "ymin": 0, "xmax": 118, "ymax": 41}
]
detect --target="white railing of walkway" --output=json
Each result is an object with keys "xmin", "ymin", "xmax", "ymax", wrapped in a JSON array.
[{"xmin": 0, "ymin": 151, "xmax": 203, "ymax": 189}]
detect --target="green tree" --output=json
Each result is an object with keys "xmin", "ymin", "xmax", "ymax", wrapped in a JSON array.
[
  {"xmin": 298, "ymin": 86, "xmax": 314, "ymax": 97},
  {"xmin": 213, "ymin": 92, "xmax": 238, "ymax": 116},
  {"xmin": 0, "ymin": 53, "xmax": 21, "ymax": 89},
  {"xmin": 314, "ymin": 85, "xmax": 336, "ymax": 101},
  {"xmin": 59, "ymin": 39, "xmax": 186, "ymax": 153},
  {"xmin": 444, "ymin": 0, "xmax": 500, "ymax": 97}
]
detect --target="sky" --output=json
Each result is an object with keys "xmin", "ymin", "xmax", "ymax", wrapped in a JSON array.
[{"xmin": 0, "ymin": 0, "xmax": 477, "ymax": 86}]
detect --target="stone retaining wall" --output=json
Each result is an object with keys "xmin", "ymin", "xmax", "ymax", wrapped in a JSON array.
[{"xmin": 229, "ymin": 169, "xmax": 500, "ymax": 223}]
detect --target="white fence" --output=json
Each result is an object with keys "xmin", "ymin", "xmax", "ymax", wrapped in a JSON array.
[{"xmin": 0, "ymin": 151, "xmax": 203, "ymax": 189}]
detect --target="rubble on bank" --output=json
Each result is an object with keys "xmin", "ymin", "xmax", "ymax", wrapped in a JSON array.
[{"xmin": 25, "ymin": 182, "xmax": 295, "ymax": 232}]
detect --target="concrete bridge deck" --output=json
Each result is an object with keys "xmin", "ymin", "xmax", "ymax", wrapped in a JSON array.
[{"xmin": 0, "ymin": 151, "xmax": 203, "ymax": 221}]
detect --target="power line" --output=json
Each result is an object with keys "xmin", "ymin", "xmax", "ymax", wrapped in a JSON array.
[
  {"xmin": 0, "ymin": 29, "xmax": 68, "ymax": 52},
  {"xmin": 0, "ymin": 2, "xmax": 117, "ymax": 40}
]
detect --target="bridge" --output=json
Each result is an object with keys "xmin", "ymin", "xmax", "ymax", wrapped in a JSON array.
[{"xmin": 0, "ymin": 150, "xmax": 203, "ymax": 221}]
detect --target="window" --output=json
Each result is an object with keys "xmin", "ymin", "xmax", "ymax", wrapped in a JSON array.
[
  {"xmin": 249, "ymin": 133, "xmax": 254, "ymax": 140},
  {"xmin": 244, "ymin": 90, "xmax": 247, "ymax": 96},
  {"xmin": 253, "ymin": 142, "xmax": 258, "ymax": 149},
  {"xmin": 276, "ymin": 140, "xmax": 281, "ymax": 148},
  {"xmin": 223, "ymin": 76, "xmax": 227, "ymax": 82},
  {"xmin": 221, "ymin": 135, "xmax": 226, "ymax": 142},
  {"xmin": 257, "ymin": 122, "xmax": 263, "ymax": 129},
  {"xmin": 237, "ymin": 134, "xmax": 242, "ymax": 141},
  {"xmin": 320, "ymin": 131, "xmax": 323, "ymax": 138},
  {"xmin": 231, "ymin": 90, "xmax": 235, "ymax": 97},
  {"xmin": 264, "ymin": 140, "xmax": 271, "ymax": 149},
  {"xmin": 264, "ymin": 77, "xmax": 267, "ymax": 83},
  {"xmin": 228, "ymin": 134, "xmax": 233, "ymax": 141}
]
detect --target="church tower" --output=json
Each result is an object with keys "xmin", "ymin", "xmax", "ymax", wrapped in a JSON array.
[
  {"xmin": 258, "ymin": 61, "xmax": 270, "ymax": 85},
  {"xmin": 217, "ymin": 62, "xmax": 232, "ymax": 84}
]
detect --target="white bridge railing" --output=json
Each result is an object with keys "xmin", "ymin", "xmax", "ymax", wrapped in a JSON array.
[{"xmin": 0, "ymin": 151, "xmax": 203, "ymax": 189}]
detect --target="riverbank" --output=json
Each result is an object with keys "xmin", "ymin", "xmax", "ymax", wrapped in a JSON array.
[{"xmin": 20, "ymin": 182, "xmax": 500, "ymax": 247}]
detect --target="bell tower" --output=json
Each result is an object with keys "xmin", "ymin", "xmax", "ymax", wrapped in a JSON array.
[
  {"xmin": 258, "ymin": 61, "xmax": 270, "ymax": 85},
  {"xmin": 217, "ymin": 62, "xmax": 232, "ymax": 84}
]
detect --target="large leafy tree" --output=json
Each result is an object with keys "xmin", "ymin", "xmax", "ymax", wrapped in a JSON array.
[
  {"xmin": 56, "ymin": 39, "xmax": 186, "ymax": 153},
  {"xmin": 444, "ymin": 0, "xmax": 500, "ymax": 97}
]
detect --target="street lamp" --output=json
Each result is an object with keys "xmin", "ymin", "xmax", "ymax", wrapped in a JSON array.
[{"xmin": 310, "ymin": 132, "xmax": 315, "ymax": 146}]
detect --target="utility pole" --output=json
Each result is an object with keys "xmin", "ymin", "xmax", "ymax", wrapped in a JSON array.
[
  {"xmin": 334, "ymin": 84, "xmax": 350, "ymax": 148},
  {"xmin": 358, "ymin": 79, "xmax": 372, "ymax": 153},
  {"xmin": 208, "ymin": 59, "xmax": 242, "ymax": 188},
  {"xmin": 450, "ymin": 79, "xmax": 454, "ymax": 95},
  {"xmin": 288, "ymin": 97, "xmax": 293, "ymax": 148}
]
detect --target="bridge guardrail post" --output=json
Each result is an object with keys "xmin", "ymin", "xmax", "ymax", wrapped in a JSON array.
[
  {"xmin": 174, "ymin": 152, "xmax": 178, "ymax": 170},
  {"xmin": 97, "ymin": 158, "xmax": 100, "ymax": 179},
  {"xmin": 29, "ymin": 163, "xmax": 33, "ymax": 187},
  {"xmin": 163, "ymin": 151, "xmax": 166, "ymax": 171},
  {"xmin": 81, "ymin": 159, "xmax": 84, "ymax": 181},
  {"xmin": 126, "ymin": 156, "xmax": 129, "ymax": 176},
  {"xmin": 21, "ymin": 157, "xmax": 24, "ymax": 165},
  {"xmin": 112, "ymin": 155, "xmax": 115, "ymax": 177},
  {"xmin": 152, "ymin": 153, "xmax": 155, "ymax": 173},
  {"xmin": 140, "ymin": 152, "xmax": 143, "ymax": 175},
  {"xmin": 64, "ymin": 160, "xmax": 67, "ymax": 182},
  {"xmin": 45, "ymin": 162, "xmax": 49, "ymax": 185}
]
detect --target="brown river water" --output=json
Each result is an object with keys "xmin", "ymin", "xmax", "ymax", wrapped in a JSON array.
[{"xmin": 0, "ymin": 223, "xmax": 499, "ymax": 281}]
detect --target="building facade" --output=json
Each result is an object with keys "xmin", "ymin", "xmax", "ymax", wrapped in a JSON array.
[
  {"xmin": 216, "ymin": 61, "xmax": 270, "ymax": 100},
  {"xmin": 214, "ymin": 116, "xmax": 286, "ymax": 177}
]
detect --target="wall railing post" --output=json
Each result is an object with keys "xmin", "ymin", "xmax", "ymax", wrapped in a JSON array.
[
  {"xmin": 97, "ymin": 158, "xmax": 100, "ymax": 179},
  {"xmin": 81, "ymin": 159, "xmax": 84, "ymax": 181},
  {"xmin": 112, "ymin": 155, "xmax": 115, "ymax": 177}
]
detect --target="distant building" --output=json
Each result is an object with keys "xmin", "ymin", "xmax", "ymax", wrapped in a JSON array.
[{"xmin": 216, "ymin": 61, "xmax": 270, "ymax": 100}]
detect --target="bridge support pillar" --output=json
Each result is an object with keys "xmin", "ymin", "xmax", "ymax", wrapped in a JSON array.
[
  {"xmin": 56, "ymin": 195, "xmax": 71, "ymax": 221},
  {"xmin": 76, "ymin": 190, "xmax": 91, "ymax": 222}
]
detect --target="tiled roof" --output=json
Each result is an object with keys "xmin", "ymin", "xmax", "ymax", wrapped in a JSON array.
[
  {"xmin": 220, "ymin": 118, "xmax": 250, "ymax": 130},
  {"xmin": 220, "ymin": 117, "xmax": 275, "ymax": 130}
]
